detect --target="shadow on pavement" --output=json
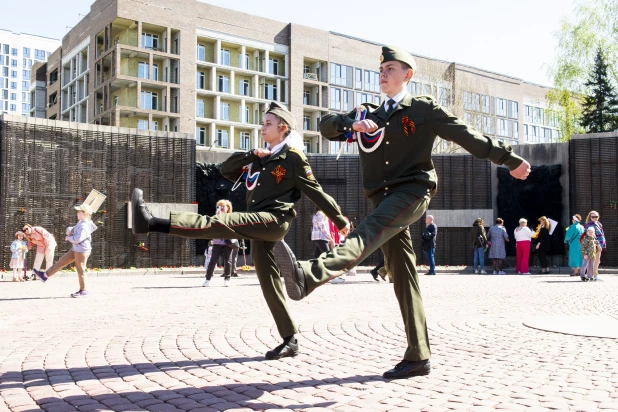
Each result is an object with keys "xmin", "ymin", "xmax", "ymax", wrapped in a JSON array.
[{"xmin": 0, "ymin": 359, "xmax": 392, "ymax": 411}]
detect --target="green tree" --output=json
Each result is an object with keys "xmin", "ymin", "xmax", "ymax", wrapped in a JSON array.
[
  {"xmin": 547, "ymin": 0, "xmax": 618, "ymax": 138},
  {"xmin": 580, "ymin": 48, "xmax": 618, "ymax": 132}
]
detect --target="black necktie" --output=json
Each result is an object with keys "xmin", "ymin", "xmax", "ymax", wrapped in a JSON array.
[{"xmin": 386, "ymin": 98, "xmax": 397, "ymax": 116}]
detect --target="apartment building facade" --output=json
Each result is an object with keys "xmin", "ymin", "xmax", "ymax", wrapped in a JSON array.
[
  {"xmin": 32, "ymin": 0, "xmax": 560, "ymax": 154},
  {"xmin": 0, "ymin": 30, "xmax": 59, "ymax": 117}
]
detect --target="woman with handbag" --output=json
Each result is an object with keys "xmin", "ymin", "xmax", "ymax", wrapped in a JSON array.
[
  {"xmin": 564, "ymin": 214, "xmax": 584, "ymax": 277},
  {"xmin": 202, "ymin": 199, "xmax": 238, "ymax": 287}
]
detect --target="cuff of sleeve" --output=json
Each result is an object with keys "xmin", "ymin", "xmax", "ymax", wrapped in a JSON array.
[
  {"xmin": 333, "ymin": 216, "xmax": 348, "ymax": 231},
  {"xmin": 337, "ymin": 118, "xmax": 356, "ymax": 133},
  {"xmin": 502, "ymin": 153, "xmax": 525, "ymax": 171}
]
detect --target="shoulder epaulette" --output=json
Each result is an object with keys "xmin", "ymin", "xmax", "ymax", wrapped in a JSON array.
[{"xmin": 288, "ymin": 146, "xmax": 307, "ymax": 159}]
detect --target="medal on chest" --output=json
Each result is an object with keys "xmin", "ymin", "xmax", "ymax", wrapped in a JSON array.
[
  {"xmin": 339, "ymin": 105, "xmax": 386, "ymax": 159},
  {"xmin": 232, "ymin": 164, "xmax": 261, "ymax": 191}
]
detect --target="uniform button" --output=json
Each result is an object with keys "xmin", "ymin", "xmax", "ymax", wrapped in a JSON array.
[
  {"xmin": 385, "ymin": 187, "xmax": 389, "ymax": 190},
  {"xmin": 262, "ymin": 168, "xmax": 266, "ymax": 171},
  {"xmin": 252, "ymin": 200, "xmax": 255, "ymax": 203},
  {"xmin": 385, "ymin": 161, "xmax": 389, "ymax": 164},
  {"xmin": 386, "ymin": 122, "xmax": 390, "ymax": 125},
  {"xmin": 257, "ymin": 183, "xmax": 261, "ymax": 186},
  {"xmin": 386, "ymin": 141, "xmax": 390, "ymax": 144}
]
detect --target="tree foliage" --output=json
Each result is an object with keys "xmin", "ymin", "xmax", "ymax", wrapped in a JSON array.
[
  {"xmin": 580, "ymin": 48, "xmax": 618, "ymax": 133},
  {"xmin": 547, "ymin": 0, "xmax": 618, "ymax": 138}
]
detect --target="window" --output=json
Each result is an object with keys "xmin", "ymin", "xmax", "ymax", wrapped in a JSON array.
[
  {"xmin": 140, "ymin": 91, "xmax": 158, "ymax": 110},
  {"xmin": 196, "ymin": 127, "xmax": 206, "ymax": 145},
  {"xmin": 439, "ymin": 87, "xmax": 450, "ymax": 107},
  {"xmin": 482, "ymin": 95, "xmax": 491, "ymax": 114},
  {"xmin": 303, "ymin": 115, "xmax": 311, "ymax": 130},
  {"xmin": 464, "ymin": 112, "xmax": 472, "ymax": 125},
  {"xmin": 11, "ymin": 70, "xmax": 16, "ymax": 78},
  {"xmin": 220, "ymin": 49, "xmax": 230, "ymax": 66},
  {"xmin": 23, "ymin": 58, "xmax": 27, "ymax": 68},
  {"xmin": 497, "ymin": 118, "xmax": 507, "ymax": 136},
  {"xmin": 10, "ymin": 104, "xmax": 16, "ymax": 111},
  {"xmin": 524, "ymin": 124, "xmax": 529, "ymax": 140},
  {"xmin": 303, "ymin": 90, "xmax": 310, "ymax": 105},
  {"xmin": 196, "ymin": 100, "xmax": 204, "ymax": 117},
  {"xmin": 34, "ymin": 49, "xmax": 46, "ymax": 60},
  {"xmin": 244, "ymin": 106, "xmax": 249, "ymax": 123},
  {"xmin": 11, "ymin": 59, "xmax": 17, "ymax": 67},
  {"xmin": 264, "ymin": 83, "xmax": 277, "ymax": 100},
  {"xmin": 542, "ymin": 127, "xmax": 552, "ymax": 142},
  {"xmin": 343, "ymin": 90, "xmax": 354, "ymax": 111},
  {"xmin": 196, "ymin": 72, "xmax": 205, "ymax": 89},
  {"xmin": 23, "ymin": 70, "xmax": 30, "ymax": 78},
  {"xmin": 422, "ymin": 84, "xmax": 432, "ymax": 95},
  {"xmin": 524, "ymin": 105, "xmax": 533, "ymax": 123},
  {"xmin": 22, "ymin": 103, "xmax": 29, "ymax": 112},
  {"xmin": 152, "ymin": 64, "xmax": 158, "ymax": 81},
  {"xmin": 330, "ymin": 63, "xmax": 352, "ymax": 87},
  {"xmin": 356, "ymin": 92, "xmax": 377, "ymax": 105},
  {"xmin": 513, "ymin": 120, "xmax": 519, "ymax": 138},
  {"xmin": 484, "ymin": 116, "xmax": 494, "ymax": 134},
  {"xmin": 22, "ymin": 81, "xmax": 28, "ymax": 90},
  {"xmin": 269, "ymin": 58, "xmax": 278, "ymax": 75},
  {"xmin": 2, "ymin": 45, "xmax": 8, "ymax": 54},
  {"xmin": 532, "ymin": 125, "xmax": 539, "ymax": 141},
  {"xmin": 355, "ymin": 68, "xmax": 362, "ymax": 90},
  {"xmin": 218, "ymin": 75, "xmax": 230, "ymax": 93},
  {"xmin": 330, "ymin": 87, "xmax": 341, "ymax": 110},
  {"xmin": 220, "ymin": 102, "xmax": 229, "ymax": 120},
  {"xmin": 473, "ymin": 114, "xmax": 482, "ymax": 130},
  {"xmin": 142, "ymin": 33, "xmax": 159, "ymax": 50},
  {"xmin": 137, "ymin": 120, "xmax": 148, "ymax": 130},
  {"xmin": 216, "ymin": 129, "xmax": 229, "ymax": 148},
  {"xmin": 364, "ymin": 70, "xmax": 380, "ymax": 93},
  {"xmin": 152, "ymin": 121, "xmax": 158, "ymax": 131},
  {"xmin": 508, "ymin": 101, "xmax": 518, "ymax": 119},
  {"xmin": 303, "ymin": 140, "xmax": 311, "ymax": 153},
  {"xmin": 196, "ymin": 44, "xmax": 205, "ymax": 61},
  {"xmin": 240, "ymin": 132, "xmax": 250, "ymax": 150},
  {"xmin": 10, "ymin": 93, "xmax": 16, "ymax": 101},
  {"xmin": 49, "ymin": 69, "xmax": 58, "ymax": 84},
  {"xmin": 138, "ymin": 62, "xmax": 149, "ymax": 79},
  {"xmin": 533, "ymin": 107, "xmax": 543, "ymax": 124},
  {"xmin": 239, "ymin": 79, "xmax": 249, "ymax": 96},
  {"xmin": 23, "ymin": 48, "xmax": 30, "ymax": 58},
  {"xmin": 407, "ymin": 81, "xmax": 419, "ymax": 95},
  {"xmin": 11, "ymin": 48, "xmax": 17, "ymax": 56},
  {"xmin": 10, "ymin": 81, "xmax": 16, "ymax": 89},
  {"xmin": 240, "ymin": 53, "xmax": 249, "ymax": 69},
  {"xmin": 496, "ymin": 98, "xmax": 507, "ymax": 117}
]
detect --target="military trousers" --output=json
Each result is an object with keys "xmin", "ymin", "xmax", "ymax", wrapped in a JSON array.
[
  {"xmin": 299, "ymin": 185, "xmax": 432, "ymax": 361},
  {"xmin": 170, "ymin": 210, "xmax": 298, "ymax": 338}
]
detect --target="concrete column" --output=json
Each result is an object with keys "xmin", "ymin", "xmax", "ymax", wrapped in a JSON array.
[
  {"xmin": 276, "ymin": 78, "xmax": 281, "ymax": 102},
  {"xmin": 215, "ymin": 95, "xmax": 221, "ymax": 120},
  {"xmin": 240, "ymin": 45, "xmax": 246, "ymax": 70},
  {"xmin": 166, "ymin": 27, "xmax": 171, "ymax": 54},
  {"xmin": 284, "ymin": 80, "xmax": 289, "ymax": 104},
  {"xmin": 252, "ymin": 126, "xmax": 259, "ymax": 149},
  {"xmin": 230, "ymin": 71, "xmax": 235, "ymax": 95},
  {"xmin": 148, "ymin": 54, "xmax": 154, "ymax": 80},
  {"xmin": 209, "ymin": 122, "xmax": 216, "ymax": 146},
  {"xmin": 137, "ymin": 22, "xmax": 143, "ymax": 48},
  {"xmin": 136, "ymin": 82, "xmax": 142, "ymax": 109},
  {"xmin": 241, "ymin": 98, "xmax": 246, "ymax": 123},
  {"xmin": 148, "ymin": 113, "xmax": 153, "ymax": 129},
  {"xmin": 284, "ymin": 54, "xmax": 289, "ymax": 78},
  {"xmin": 211, "ymin": 67, "xmax": 217, "ymax": 92},
  {"xmin": 215, "ymin": 40, "xmax": 221, "ymax": 65},
  {"xmin": 264, "ymin": 50, "xmax": 269, "ymax": 74},
  {"xmin": 229, "ymin": 125, "xmax": 235, "ymax": 150},
  {"xmin": 253, "ymin": 74, "xmax": 259, "ymax": 98}
]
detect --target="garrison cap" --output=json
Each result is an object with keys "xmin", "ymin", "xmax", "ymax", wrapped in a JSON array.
[
  {"xmin": 380, "ymin": 45, "xmax": 417, "ymax": 73},
  {"xmin": 265, "ymin": 101, "xmax": 297, "ymax": 130}
]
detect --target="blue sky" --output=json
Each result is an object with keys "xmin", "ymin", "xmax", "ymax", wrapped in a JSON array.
[{"xmin": 3, "ymin": 0, "xmax": 574, "ymax": 86}]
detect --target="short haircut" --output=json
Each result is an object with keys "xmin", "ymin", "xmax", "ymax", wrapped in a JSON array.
[{"xmin": 496, "ymin": 218, "xmax": 503, "ymax": 224}]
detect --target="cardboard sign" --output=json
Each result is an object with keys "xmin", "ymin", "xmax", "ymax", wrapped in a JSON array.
[{"xmin": 82, "ymin": 189, "xmax": 106, "ymax": 213}]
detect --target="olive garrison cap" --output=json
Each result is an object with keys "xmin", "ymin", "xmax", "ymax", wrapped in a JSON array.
[
  {"xmin": 265, "ymin": 101, "xmax": 297, "ymax": 130},
  {"xmin": 380, "ymin": 45, "xmax": 417, "ymax": 73}
]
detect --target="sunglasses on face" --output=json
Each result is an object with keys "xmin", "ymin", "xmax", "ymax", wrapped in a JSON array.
[{"xmin": 591, "ymin": 216, "xmax": 599, "ymax": 219}]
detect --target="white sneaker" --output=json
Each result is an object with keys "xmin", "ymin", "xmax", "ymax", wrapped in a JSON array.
[
  {"xmin": 202, "ymin": 279, "xmax": 210, "ymax": 287},
  {"xmin": 474, "ymin": 270, "xmax": 479, "ymax": 274},
  {"xmin": 330, "ymin": 277, "xmax": 345, "ymax": 284},
  {"xmin": 480, "ymin": 270, "xmax": 487, "ymax": 274},
  {"xmin": 493, "ymin": 270, "xmax": 498, "ymax": 275},
  {"xmin": 522, "ymin": 272, "xmax": 531, "ymax": 275},
  {"xmin": 224, "ymin": 279, "xmax": 230, "ymax": 287},
  {"xmin": 498, "ymin": 271, "xmax": 507, "ymax": 275}
]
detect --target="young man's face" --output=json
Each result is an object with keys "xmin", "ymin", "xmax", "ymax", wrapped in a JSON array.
[{"xmin": 380, "ymin": 61, "xmax": 412, "ymax": 96}]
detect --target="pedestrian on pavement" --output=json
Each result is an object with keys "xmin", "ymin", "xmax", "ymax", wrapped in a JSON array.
[
  {"xmin": 9, "ymin": 231, "xmax": 28, "ymax": 282},
  {"xmin": 131, "ymin": 101, "xmax": 349, "ymax": 361},
  {"xmin": 22, "ymin": 224, "xmax": 57, "ymax": 277},
  {"xmin": 32, "ymin": 204, "xmax": 97, "ymax": 298},
  {"xmin": 533, "ymin": 216, "xmax": 551, "ymax": 274},
  {"xmin": 422, "ymin": 215, "xmax": 437, "ymax": 275},
  {"xmin": 312, "ymin": 208, "xmax": 334, "ymax": 258},
  {"xmin": 274, "ymin": 45, "xmax": 531, "ymax": 379},
  {"xmin": 584, "ymin": 211, "xmax": 606, "ymax": 279},
  {"xmin": 564, "ymin": 214, "xmax": 584, "ymax": 277},
  {"xmin": 472, "ymin": 218, "xmax": 487, "ymax": 274},
  {"xmin": 203, "ymin": 199, "xmax": 238, "ymax": 287},
  {"xmin": 370, "ymin": 253, "xmax": 384, "ymax": 281},
  {"xmin": 514, "ymin": 218, "xmax": 534, "ymax": 274},
  {"xmin": 329, "ymin": 217, "xmax": 354, "ymax": 283},
  {"xmin": 487, "ymin": 218, "xmax": 509, "ymax": 274},
  {"xmin": 580, "ymin": 226, "xmax": 599, "ymax": 281}
]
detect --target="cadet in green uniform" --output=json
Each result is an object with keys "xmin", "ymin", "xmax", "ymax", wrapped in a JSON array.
[
  {"xmin": 277, "ymin": 46, "xmax": 532, "ymax": 379},
  {"xmin": 131, "ymin": 102, "xmax": 349, "ymax": 360}
]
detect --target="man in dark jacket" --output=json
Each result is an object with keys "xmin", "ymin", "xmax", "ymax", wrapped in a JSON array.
[{"xmin": 422, "ymin": 215, "xmax": 437, "ymax": 275}]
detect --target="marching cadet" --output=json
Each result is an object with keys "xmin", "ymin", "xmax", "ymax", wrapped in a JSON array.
[
  {"xmin": 131, "ymin": 102, "xmax": 349, "ymax": 360},
  {"xmin": 276, "ymin": 45, "xmax": 532, "ymax": 379}
]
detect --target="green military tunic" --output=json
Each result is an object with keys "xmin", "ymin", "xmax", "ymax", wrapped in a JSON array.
[
  {"xmin": 300, "ymin": 94, "xmax": 524, "ymax": 361},
  {"xmin": 169, "ymin": 144, "xmax": 346, "ymax": 338}
]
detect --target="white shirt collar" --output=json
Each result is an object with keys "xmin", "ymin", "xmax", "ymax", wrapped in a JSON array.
[
  {"xmin": 268, "ymin": 140, "xmax": 287, "ymax": 156},
  {"xmin": 386, "ymin": 89, "xmax": 408, "ymax": 105}
]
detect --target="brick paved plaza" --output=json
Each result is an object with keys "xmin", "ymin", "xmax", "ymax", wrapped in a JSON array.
[{"xmin": 1, "ymin": 271, "xmax": 617, "ymax": 411}]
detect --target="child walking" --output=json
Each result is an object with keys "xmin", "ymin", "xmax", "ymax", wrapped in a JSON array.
[
  {"xmin": 580, "ymin": 227, "xmax": 599, "ymax": 282},
  {"xmin": 33, "ymin": 204, "xmax": 98, "ymax": 297},
  {"xmin": 10, "ymin": 231, "xmax": 28, "ymax": 282}
]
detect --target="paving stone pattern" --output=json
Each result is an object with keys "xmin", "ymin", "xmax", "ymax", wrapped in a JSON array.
[{"xmin": 1, "ymin": 272, "xmax": 617, "ymax": 411}]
